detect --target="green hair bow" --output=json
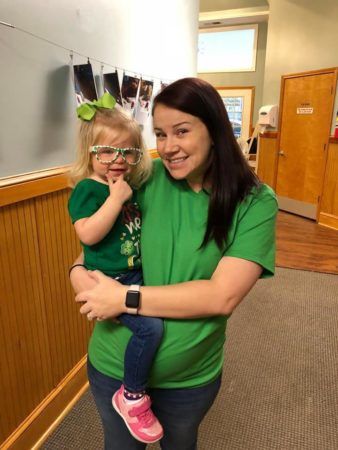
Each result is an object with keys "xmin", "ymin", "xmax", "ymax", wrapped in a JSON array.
[{"xmin": 76, "ymin": 92, "xmax": 117, "ymax": 121}]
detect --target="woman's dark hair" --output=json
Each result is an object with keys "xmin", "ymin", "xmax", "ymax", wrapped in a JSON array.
[{"xmin": 152, "ymin": 77, "xmax": 260, "ymax": 250}]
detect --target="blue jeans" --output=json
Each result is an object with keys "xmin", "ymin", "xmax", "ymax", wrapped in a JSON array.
[
  {"xmin": 116, "ymin": 270, "xmax": 164, "ymax": 392},
  {"xmin": 88, "ymin": 359, "xmax": 222, "ymax": 450}
]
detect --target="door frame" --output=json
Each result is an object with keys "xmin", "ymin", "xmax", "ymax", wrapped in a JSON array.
[
  {"xmin": 215, "ymin": 85, "xmax": 255, "ymax": 138},
  {"xmin": 274, "ymin": 67, "xmax": 338, "ymax": 220}
]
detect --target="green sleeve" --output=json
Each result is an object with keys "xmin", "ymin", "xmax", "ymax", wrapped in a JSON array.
[
  {"xmin": 68, "ymin": 180, "xmax": 104, "ymax": 224},
  {"xmin": 223, "ymin": 184, "xmax": 278, "ymax": 278}
]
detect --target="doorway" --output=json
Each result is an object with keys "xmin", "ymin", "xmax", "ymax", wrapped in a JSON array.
[{"xmin": 275, "ymin": 69, "xmax": 337, "ymax": 219}]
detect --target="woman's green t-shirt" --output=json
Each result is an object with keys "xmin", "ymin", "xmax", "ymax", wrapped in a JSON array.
[{"xmin": 88, "ymin": 159, "xmax": 278, "ymax": 388}]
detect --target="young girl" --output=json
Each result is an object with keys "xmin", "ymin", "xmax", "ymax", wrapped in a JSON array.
[{"xmin": 68, "ymin": 93, "xmax": 164, "ymax": 444}]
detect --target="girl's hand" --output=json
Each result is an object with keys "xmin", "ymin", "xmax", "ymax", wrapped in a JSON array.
[
  {"xmin": 75, "ymin": 270, "xmax": 127, "ymax": 320},
  {"xmin": 106, "ymin": 173, "xmax": 132, "ymax": 205}
]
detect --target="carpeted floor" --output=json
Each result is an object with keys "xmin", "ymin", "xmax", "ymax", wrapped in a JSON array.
[{"xmin": 42, "ymin": 268, "xmax": 338, "ymax": 450}]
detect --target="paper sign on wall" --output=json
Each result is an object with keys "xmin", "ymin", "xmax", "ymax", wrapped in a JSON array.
[{"xmin": 297, "ymin": 107, "xmax": 313, "ymax": 114}]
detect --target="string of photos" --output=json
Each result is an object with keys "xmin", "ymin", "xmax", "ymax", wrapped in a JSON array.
[
  {"xmin": 73, "ymin": 61, "xmax": 169, "ymax": 126},
  {"xmin": 0, "ymin": 19, "xmax": 171, "ymax": 126}
]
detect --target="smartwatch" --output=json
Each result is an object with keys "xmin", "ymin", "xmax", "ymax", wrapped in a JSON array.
[{"xmin": 125, "ymin": 285, "xmax": 141, "ymax": 314}]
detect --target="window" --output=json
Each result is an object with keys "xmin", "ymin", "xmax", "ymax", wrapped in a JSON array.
[
  {"xmin": 216, "ymin": 87, "xmax": 254, "ymax": 141},
  {"xmin": 198, "ymin": 25, "xmax": 258, "ymax": 73},
  {"xmin": 222, "ymin": 96, "xmax": 244, "ymax": 138}
]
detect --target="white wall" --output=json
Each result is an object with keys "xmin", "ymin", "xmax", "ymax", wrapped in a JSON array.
[
  {"xmin": 0, "ymin": 0, "xmax": 199, "ymax": 177},
  {"xmin": 263, "ymin": 0, "xmax": 338, "ymax": 106}
]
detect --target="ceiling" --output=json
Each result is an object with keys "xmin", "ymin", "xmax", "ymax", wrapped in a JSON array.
[
  {"xmin": 199, "ymin": 0, "xmax": 269, "ymax": 28},
  {"xmin": 199, "ymin": 0, "xmax": 269, "ymax": 12}
]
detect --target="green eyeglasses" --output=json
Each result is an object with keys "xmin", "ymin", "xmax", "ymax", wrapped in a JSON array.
[{"xmin": 90, "ymin": 146, "xmax": 142, "ymax": 165}]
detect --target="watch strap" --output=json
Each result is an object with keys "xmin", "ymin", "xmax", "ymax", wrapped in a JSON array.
[{"xmin": 130, "ymin": 284, "xmax": 140, "ymax": 292}]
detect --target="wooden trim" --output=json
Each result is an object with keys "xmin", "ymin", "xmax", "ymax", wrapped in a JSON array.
[
  {"xmin": 259, "ymin": 131, "xmax": 278, "ymax": 139},
  {"xmin": 318, "ymin": 212, "xmax": 338, "ymax": 230},
  {"xmin": 0, "ymin": 165, "xmax": 71, "ymax": 187},
  {"xmin": 274, "ymin": 70, "xmax": 287, "ymax": 187},
  {"xmin": 282, "ymin": 67, "xmax": 338, "ymax": 79},
  {"xmin": 0, "ymin": 173, "xmax": 70, "ymax": 207},
  {"xmin": 318, "ymin": 70, "xmax": 338, "ymax": 221},
  {"xmin": 214, "ymin": 85, "xmax": 256, "ymax": 91},
  {"xmin": 319, "ymin": 141, "xmax": 338, "ymax": 220},
  {"xmin": 149, "ymin": 149, "xmax": 159, "ymax": 159},
  {"xmin": 0, "ymin": 357, "xmax": 88, "ymax": 450},
  {"xmin": 329, "ymin": 137, "xmax": 338, "ymax": 144},
  {"xmin": 257, "ymin": 134, "xmax": 278, "ymax": 189},
  {"xmin": 0, "ymin": 150, "xmax": 158, "ymax": 207},
  {"xmin": 215, "ymin": 86, "xmax": 255, "ymax": 136},
  {"xmin": 249, "ymin": 88, "xmax": 255, "ymax": 134}
]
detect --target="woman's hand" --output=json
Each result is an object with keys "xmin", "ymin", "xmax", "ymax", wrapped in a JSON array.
[{"xmin": 75, "ymin": 271, "xmax": 127, "ymax": 320}]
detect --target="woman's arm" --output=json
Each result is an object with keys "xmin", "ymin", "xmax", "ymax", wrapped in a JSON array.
[
  {"xmin": 75, "ymin": 256, "xmax": 262, "ymax": 320},
  {"xmin": 74, "ymin": 176, "xmax": 132, "ymax": 246}
]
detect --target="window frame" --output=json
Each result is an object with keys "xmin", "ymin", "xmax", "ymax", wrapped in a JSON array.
[{"xmin": 216, "ymin": 86, "xmax": 255, "ymax": 141}]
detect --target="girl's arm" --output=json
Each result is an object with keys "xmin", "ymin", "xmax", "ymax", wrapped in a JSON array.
[
  {"xmin": 69, "ymin": 253, "xmax": 98, "ymax": 293},
  {"xmin": 75, "ymin": 175, "xmax": 132, "ymax": 246},
  {"xmin": 74, "ymin": 256, "xmax": 262, "ymax": 319}
]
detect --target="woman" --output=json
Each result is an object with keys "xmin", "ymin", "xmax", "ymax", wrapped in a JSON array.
[{"xmin": 71, "ymin": 77, "xmax": 278, "ymax": 450}]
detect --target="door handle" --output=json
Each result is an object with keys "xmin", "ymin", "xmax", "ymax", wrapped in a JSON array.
[{"xmin": 278, "ymin": 150, "xmax": 285, "ymax": 156}]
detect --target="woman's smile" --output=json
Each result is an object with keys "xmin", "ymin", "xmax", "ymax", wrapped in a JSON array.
[
  {"xmin": 164, "ymin": 155, "xmax": 189, "ymax": 167},
  {"xmin": 165, "ymin": 156, "xmax": 188, "ymax": 163}
]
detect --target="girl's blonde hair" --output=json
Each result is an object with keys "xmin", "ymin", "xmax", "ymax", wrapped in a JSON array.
[{"xmin": 69, "ymin": 107, "xmax": 152, "ymax": 188}]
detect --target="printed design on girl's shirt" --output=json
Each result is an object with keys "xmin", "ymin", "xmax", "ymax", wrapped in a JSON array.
[
  {"xmin": 119, "ymin": 202, "xmax": 141, "ymax": 268},
  {"xmin": 121, "ymin": 240, "xmax": 135, "ymax": 256}
]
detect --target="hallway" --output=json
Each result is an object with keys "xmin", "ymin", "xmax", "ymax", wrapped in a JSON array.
[{"xmin": 276, "ymin": 211, "xmax": 338, "ymax": 275}]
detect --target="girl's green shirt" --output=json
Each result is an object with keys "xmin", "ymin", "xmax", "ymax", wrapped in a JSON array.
[
  {"xmin": 88, "ymin": 159, "xmax": 278, "ymax": 388},
  {"xmin": 68, "ymin": 179, "xmax": 141, "ymax": 276}
]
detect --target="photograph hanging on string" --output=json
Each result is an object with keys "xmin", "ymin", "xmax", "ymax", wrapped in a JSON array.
[
  {"xmin": 134, "ymin": 79, "xmax": 154, "ymax": 125},
  {"xmin": 121, "ymin": 74, "xmax": 140, "ymax": 114},
  {"xmin": 103, "ymin": 71, "xmax": 122, "ymax": 105},
  {"xmin": 73, "ymin": 63, "xmax": 97, "ymax": 105},
  {"xmin": 160, "ymin": 81, "xmax": 169, "ymax": 91}
]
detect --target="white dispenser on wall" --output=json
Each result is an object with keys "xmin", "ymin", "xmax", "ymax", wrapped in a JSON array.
[
  {"xmin": 245, "ymin": 104, "xmax": 279, "ymax": 174},
  {"xmin": 258, "ymin": 105, "xmax": 279, "ymax": 127}
]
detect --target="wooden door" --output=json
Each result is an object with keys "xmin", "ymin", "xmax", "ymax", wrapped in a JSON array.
[{"xmin": 276, "ymin": 70, "xmax": 336, "ymax": 219}]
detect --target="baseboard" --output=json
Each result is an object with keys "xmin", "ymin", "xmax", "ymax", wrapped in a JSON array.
[
  {"xmin": 318, "ymin": 212, "xmax": 338, "ymax": 230},
  {"xmin": 0, "ymin": 356, "xmax": 89, "ymax": 450}
]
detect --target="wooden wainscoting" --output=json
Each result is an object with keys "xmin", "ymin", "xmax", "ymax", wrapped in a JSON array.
[
  {"xmin": 257, "ymin": 132, "xmax": 278, "ymax": 189},
  {"xmin": 318, "ymin": 140, "xmax": 338, "ymax": 229},
  {"xmin": 0, "ymin": 169, "xmax": 93, "ymax": 448}
]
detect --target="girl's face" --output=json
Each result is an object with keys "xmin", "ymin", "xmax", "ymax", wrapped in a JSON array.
[
  {"xmin": 91, "ymin": 128, "xmax": 136, "ymax": 183},
  {"xmin": 153, "ymin": 104, "xmax": 213, "ymax": 192}
]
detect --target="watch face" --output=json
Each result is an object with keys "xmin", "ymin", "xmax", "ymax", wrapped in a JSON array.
[{"xmin": 126, "ymin": 290, "xmax": 140, "ymax": 308}]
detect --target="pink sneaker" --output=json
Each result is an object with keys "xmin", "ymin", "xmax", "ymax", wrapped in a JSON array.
[{"xmin": 112, "ymin": 385, "xmax": 163, "ymax": 444}]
